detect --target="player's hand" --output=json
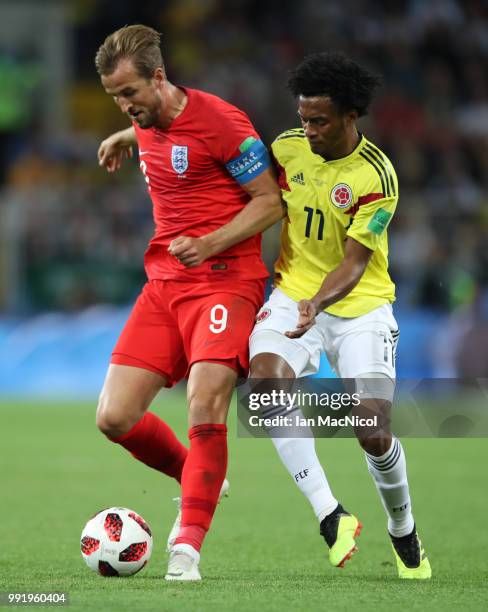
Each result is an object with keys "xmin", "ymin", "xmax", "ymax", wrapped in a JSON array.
[
  {"xmin": 168, "ymin": 236, "xmax": 211, "ymax": 268},
  {"xmin": 285, "ymin": 299, "xmax": 318, "ymax": 338},
  {"xmin": 98, "ymin": 133, "xmax": 133, "ymax": 173}
]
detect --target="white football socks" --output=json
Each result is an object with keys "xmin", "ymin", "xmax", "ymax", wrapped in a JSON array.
[
  {"xmin": 365, "ymin": 437, "xmax": 414, "ymax": 537},
  {"xmin": 269, "ymin": 409, "xmax": 338, "ymax": 522}
]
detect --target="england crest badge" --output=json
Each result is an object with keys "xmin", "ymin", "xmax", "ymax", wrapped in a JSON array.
[{"xmin": 171, "ymin": 145, "xmax": 189, "ymax": 174}]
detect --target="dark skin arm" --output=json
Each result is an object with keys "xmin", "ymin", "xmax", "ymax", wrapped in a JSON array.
[
  {"xmin": 168, "ymin": 167, "xmax": 284, "ymax": 267},
  {"xmin": 285, "ymin": 237, "xmax": 373, "ymax": 338}
]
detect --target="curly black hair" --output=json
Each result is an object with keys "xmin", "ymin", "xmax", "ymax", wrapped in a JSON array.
[{"xmin": 287, "ymin": 51, "xmax": 382, "ymax": 117}]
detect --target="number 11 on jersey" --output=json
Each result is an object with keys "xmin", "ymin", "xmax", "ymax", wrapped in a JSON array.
[{"xmin": 304, "ymin": 206, "xmax": 325, "ymax": 240}]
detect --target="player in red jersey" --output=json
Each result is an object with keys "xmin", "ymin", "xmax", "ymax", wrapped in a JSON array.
[{"xmin": 94, "ymin": 25, "xmax": 283, "ymax": 581}]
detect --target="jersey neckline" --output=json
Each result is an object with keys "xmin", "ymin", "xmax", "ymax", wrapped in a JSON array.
[
  {"xmin": 319, "ymin": 133, "xmax": 366, "ymax": 165},
  {"xmin": 152, "ymin": 86, "xmax": 193, "ymax": 132}
]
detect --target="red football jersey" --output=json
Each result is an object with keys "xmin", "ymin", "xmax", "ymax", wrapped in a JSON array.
[{"xmin": 133, "ymin": 87, "xmax": 269, "ymax": 282}]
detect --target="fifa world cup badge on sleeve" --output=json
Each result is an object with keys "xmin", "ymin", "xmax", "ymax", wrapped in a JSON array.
[{"xmin": 367, "ymin": 208, "xmax": 392, "ymax": 235}]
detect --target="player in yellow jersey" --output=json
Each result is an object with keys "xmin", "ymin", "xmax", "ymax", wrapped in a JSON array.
[{"xmin": 249, "ymin": 52, "xmax": 431, "ymax": 579}]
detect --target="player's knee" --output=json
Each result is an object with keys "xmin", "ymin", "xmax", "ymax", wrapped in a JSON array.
[
  {"xmin": 187, "ymin": 362, "xmax": 235, "ymax": 425},
  {"xmin": 96, "ymin": 394, "xmax": 135, "ymax": 439},
  {"xmin": 250, "ymin": 353, "xmax": 294, "ymax": 378},
  {"xmin": 357, "ymin": 434, "xmax": 392, "ymax": 456},
  {"xmin": 187, "ymin": 385, "xmax": 230, "ymax": 425},
  {"xmin": 96, "ymin": 407, "xmax": 123, "ymax": 438}
]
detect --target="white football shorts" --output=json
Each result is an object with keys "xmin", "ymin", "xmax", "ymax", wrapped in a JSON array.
[{"xmin": 249, "ymin": 288, "xmax": 399, "ymax": 380}]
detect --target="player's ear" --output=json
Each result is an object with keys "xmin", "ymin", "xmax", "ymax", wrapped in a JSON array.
[
  {"xmin": 153, "ymin": 67, "xmax": 166, "ymax": 86},
  {"xmin": 344, "ymin": 109, "xmax": 358, "ymax": 128}
]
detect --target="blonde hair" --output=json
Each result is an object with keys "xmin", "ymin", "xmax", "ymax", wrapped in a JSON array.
[{"xmin": 95, "ymin": 24, "xmax": 163, "ymax": 78}]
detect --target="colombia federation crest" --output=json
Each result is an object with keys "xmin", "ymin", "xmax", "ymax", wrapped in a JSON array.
[{"xmin": 331, "ymin": 183, "xmax": 353, "ymax": 208}]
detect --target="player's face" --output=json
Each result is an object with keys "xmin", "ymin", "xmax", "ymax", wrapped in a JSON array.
[
  {"xmin": 101, "ymin": 59, "xmax": 164, "ymax": 128},
  {"xmin": 298, "ymin": 96, "xmax": 356, "ymax": 158}
]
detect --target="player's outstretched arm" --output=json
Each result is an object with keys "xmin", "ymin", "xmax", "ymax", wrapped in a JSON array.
[
  {"xmin": 98, "ymin": 127, "xmax": 137, "ymax": 173},
  {"xmin": 168, "ymin": 168, "xmax": 284, "ymax": 268},
  {"xmin": 285, "ymin": 238, "xmax": 372, "ymax": 338}
]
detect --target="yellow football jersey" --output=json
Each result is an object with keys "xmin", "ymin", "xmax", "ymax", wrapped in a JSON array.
[{"xmin": 272, "ymin": 128, "xmax": 398, "ymax": 318}]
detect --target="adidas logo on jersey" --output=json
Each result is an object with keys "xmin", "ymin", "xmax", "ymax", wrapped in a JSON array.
[{"xmin": 290, "ymin": 172, "xmax": 305, "ymax": 185}]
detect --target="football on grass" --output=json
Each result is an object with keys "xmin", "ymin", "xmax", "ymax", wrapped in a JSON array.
[{"xmin": 80, "ymin": 507, "xmax": 153, "ymax": 576}]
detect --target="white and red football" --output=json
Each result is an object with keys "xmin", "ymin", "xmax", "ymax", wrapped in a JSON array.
[{"xmin": 80, "ymin": 507, "xmax": 153, "ymax": 577}]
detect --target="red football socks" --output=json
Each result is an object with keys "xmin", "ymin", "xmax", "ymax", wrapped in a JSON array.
[
  {"xmin": 174, "ymin": 423, "xmax": 228, "ymax": 552},
  {"xmin": 112, "ymin": 412, "xmax": 187, "ymax": 482}
]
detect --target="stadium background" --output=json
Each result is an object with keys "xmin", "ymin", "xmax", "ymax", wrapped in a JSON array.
[
  {"xmin": 1, "ymin": 1, "xmax": 487, "ymax": 610},
  {"xmin": 1, "ymin": 0, "xmax": 488, "ymax": 394}
]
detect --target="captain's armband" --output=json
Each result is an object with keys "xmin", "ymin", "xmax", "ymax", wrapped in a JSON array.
[{"xmin": 225, "ymin": 139, "xmax": 270, "ymax": 185}]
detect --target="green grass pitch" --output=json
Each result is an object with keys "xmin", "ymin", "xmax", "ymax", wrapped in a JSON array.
[{"xmin": 1, "ymin": 395, "xmax": 487, "ymax": 611}]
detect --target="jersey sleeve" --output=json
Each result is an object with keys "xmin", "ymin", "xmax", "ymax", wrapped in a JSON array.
[
  {"xmin": 347, "ymin": 149, "xmax": 399, "ymax": 251},
  {"xmin": 271, "ymin": 129, "xmax": 305, "ymax": 165},
  {"xmin": 270, "ymin": 140, "xmax": 290, "ymax": 191},
  {"xmin": 205, "ymin": 101, "xmax": 271, "ymax": 185},
  {"xmin": 271, "ymin": 130, "xmax": 306, "ymax": 191},
  {"xmin": 208, "ymin": 104, "xmax": 259, "ymax": 162},
  {"xmin": 346, "ymin": 195, "xmax": 397, "ymax": 251}
]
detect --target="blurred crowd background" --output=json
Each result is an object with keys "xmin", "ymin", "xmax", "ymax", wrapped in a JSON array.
[{"xmin": 1, "ymin": 0, "xmax": 487, "ymax": 392}]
